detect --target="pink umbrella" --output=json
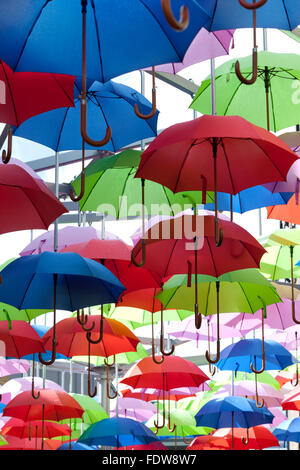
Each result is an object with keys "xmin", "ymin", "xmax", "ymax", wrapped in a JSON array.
[
  {"xmin": 20, "ymin": 225, "xmax": 121, "ymax": 256},
  {"xmin": 265, "ymin": 407, "xmax": 287, "ymax": 429},
  {"xmin": 144, "ymin": 28, "xmax": 234, "ymax": 74},
  {"xmin": 0, "ymin": 358, "xmax": 30, "ymax": 377},
  {"xmin": 0, "ymin": 377, "xmax": 64, "ymax": 405},
  {"xmin": 220, "ymin": 381, "xmax": 284, "ymax": 408},
  {"xmin": 110, "ymin": 398, "xmax": 157, "ymax": 422},
  {"xmin": 274, "ymin": 326, "xmax": 300, "ymax": 350}
]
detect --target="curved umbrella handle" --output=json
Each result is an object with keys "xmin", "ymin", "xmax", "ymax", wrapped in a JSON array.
[
  {"xmin": 250, "ymin": 299, "xmax": 266, "ymax": 374},
  {"xmin": 134, "ymin": 67, "xmax": 157, "ymax": 120},
  {"xmin": 182, "ymin": 435, "xmax": 193, "ymax": 445},
  {"xmin": 235, "ymin": 48, "xmax": 258, "ymax": 85},
  {"xmin": 205, "ymin": 281, "xmax": 220, "ymax": 364},
  {"xmin": 31, "ymin": 354, "xmax": 40, "ymax": 400},
  {"xmin": 241, "ymin": 427, "xmax": 249, "ymax": 446},
  {"xmin": 193, "ymin": 237, "xmax": 202, "ymax": 330},
  {"xmin": 76, "ymin": 309, "xmax": 88, "ymax": 326},
  {"xmin": 214, "ymin": 218, "xmax": 224, "ymax": 247},
  {"xmin": 38, "ymin": 338, "xmax": 56, "ymax": 366},
  {"xmin": 152, "ymin": 317, "xmax": 164, "ymax": 365},
  {"xmin": 87, "ymin": 341, "xmax": 97, "ymax": 398},
  {"xmin": 292, "ymin": 331, "xmax": 299, "ymax": 386},
  {"xmin": 253, "ymin": 368, "xmax": 264, "ymax": 408},
  {"xmin": 81, "ymin": 98, "xmax": 112, "ymax": 147},
  {"xmin": 106, "ymin": 363, "xmax": 117, "ymax": 400},
  {"xmin": 86, "ymin": 305, "xmax": 104, "ymax": 344},
  {"xmin": 104, "ymin": 355, "xmax": 116, "ymax": 367},
  {"xmin": 161, "ymin": 0, "xmax": 189, "ymax": 31},
  {"xmin": 238, "ymin": 0, "xmax": 267, "ymax": 9},
  {"xmin": 160, "ymin": 308, "xmax": 175, "ymax": 356},
  {"xmin": 2, "ymin": 127, "xmax": 12, "ymax": 164},
  {"xmin": 131, "ymin": 179, "xmax": 146, "ymax": 267},
  {"xmin": 205, "ymin": 339, "xmax": 220, "ymax": 364},
  {"xmin": 207, "ymin": 321, "xmax": 216, "ymax": 376}
]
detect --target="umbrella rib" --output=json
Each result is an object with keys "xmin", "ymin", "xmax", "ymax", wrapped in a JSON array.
[
  {"xmin": 163, "ymin": 240, "xmax": 179, "ymax": 279},
  {"xmin": 90, "ymin": 1, "xmax": 105, "ymax": 83},
  {"xmin": 54, "ymin": 106, "xmax": 72, "ymax": 152},
  {"xmin": 220, "ymin": 139, "xmax": 236, "ymax": 195},
  {"xmin": 213, "ymin": 31, "xmax": 233, "ymax": 56},
  {"xmin": 50, "ymin": 75, "xmax": 74, "ymax": 108},
  {"xmin": 206, "ymin": 238, "xmax": 219, "ymax": 277},
  {"xmin": 117, "ymin": 168, "xmax": 135, "ymax": 219},
  {"xmin": 249, "ymin": 138, "xmax": 291, "ymax": 182},
  {"xmin": 22, "ymin": 188, "xmax": 50, "ymax": 229},
  {"xmin": 173, "ymin": 139, "xmax": 199, "ymax": 193},
  {"xmin": 237, "ymin": 282, "xmax": 255, "ymax": 314},
  {"xmin": 76, "ymin": 168, "xmax": 104, "ymax": 212},
  {"xmin": 161, "ymin": 183, "xmax": 175, "ymax": 217},
  {"xmin": 17, "ymin": 273, "xmax": 36, "ymax": 310},
  {"xmin": 223, "ymin": 73, "xmax": 253, "ymax": 116}
]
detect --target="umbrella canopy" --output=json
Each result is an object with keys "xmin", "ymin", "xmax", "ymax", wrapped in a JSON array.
[
  {"xmin": 57, "ymin": 441, "xmax": 97, "ymax": 451},
  {"xmin": 0, "ymin": 358, "xmax": 30, "ymax": 377},
  {"xmin": 281, "ymin": 385, "xmax": 300, "ymax": 411},
  {"xmin": 1, "ymin": 418, "xmax": 71, "ymax": 440},
  {"xmin": 77, "ymin": 417, "xmax": 159, "ymax": 448},
  {"xmin": 0, "ymin": 377, "xmax": 64, "ymax": 405},
  {"xmin": 267, "ymin": 195, "xmax": 300, "ymax": 226},
  {"xmin": 0, "ymin": 0, "xmax": 210, "ymax": 80},
  {"xmin": 110, "ymin": 398, "xmax": 157, "ymax": 422},
  {"xmin": 0, "ymin": 321, "xmax": 45, "ymax": 358},
  {"xmin": 273, "ymin": 418, "xmax": 300, "ymax": 443},
  {"xmin": 14, "ymin": 80, "xmax": 159, "ymax": 153},
  {"xmin": 120, "ymin": 387, "xmax": 199, "ymax": 402},
  {"xmin": 120, "ymin": 356, "xmax": 209, "ymax": 390},
  {"xmin": 70, "ymin": 150, "xmax": 213, "ymax": 216},
  {"xmin": 216, "ymin": 339, "xmax": 298, "ymax": 373},
  {"xmin": 60, "ymin": 393, "xmax": 108, "ymax": 427},
  {"xmin": 166, "ymin": 316, "xmax": 241, "ymax": 343},
  {"xmin": 260, "ymin": 245, "xmax": 300, "ymax": 280},
  {"xmin": 20, "ymin": 226, "xmax": 121, "ymax": 256},
  {"xmin": 190, "ymin": 52, "xmax": 300, "ymax": 132},
  {"xmin": 3, "ymin": 389, "xmax": 85, "ymax": 422},
  {"xmin": 207, "ymin": 426, "xmax": 279, "ymax": 451},
  {"xmin": 0, "ymin": 59, "xmax": 75, "ymax": 127},
  {"xmin": 195, "ymin": 396, "xmax": 274, "ymax": 429},
  {"xmin": 220, "ymin": 381, "xmax": 284, "ymax": 408},
  {"xmin": 135, "ymin": 115, "xmax": 298, "ymax": 194},
  {"xmin": 0, "ymin": 164, "xmax": 67, "ymax": 235}
]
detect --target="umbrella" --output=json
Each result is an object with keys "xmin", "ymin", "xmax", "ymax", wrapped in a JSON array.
[
  {"xmin": 20, "ymin": 226, "xmax": 121, "ymax": 256},
  {"xmin": 190, "ymin": 52, "xmax": 300, "ymax": 132},
  {"xmin": 1, "ymin": 418, "xmax": 71, "ymax": 441},
  {"xmin": 57, "ymin": 441, "xmax": 97, "ymax": 451},
  {"xmin": 0, "ymin": 252, "xmax": 125, "ymax": 367},
  {"xmin": 194, "ymin": 396, "xmax": 274, "ymax": 450},
  {"xmin": 204, "ymin": 186, "xmax": 293, "ymax": 218},
  {"xmin": 0, "ymin": 164, "xmax": 67, "ymax": 235},
  {"xmin": 157, "ymin": 269, "xmax": 281, "ymax": 365},
  {"xmin": 0, "ymin": 60, "xmax": 74, "ymax": 162},
  {"xmin": 0, "ymin": 321, "xmax": 45, "ymax": 358},
  {"xmin": 120, "ymin": 387, "xmax": 199, "ymax": 402},
  {"xmin": 70, "ymin": 149, "xmax": 213, "ymax": 216},
  {"xmin": 120, "ymin": 355, "xmax": 209, "ymax": 432},
  {"xmin": 134, "ymin": 115, "xmax": 297, "ymax": 247},
  {"xmin": 220, "ymin": 381, "xmax": 284, "ymax": 408},
  {"xmin": 267, "ymin": 196, "xmax": 300, "ymax": 226},
  {"xmin": 281, "ymin": 385, "xmax": 300, "ymax": 411},
  {"xmin": 206, "ymin": 426, "xmax": 279, "ymax": 450},
  {"xmin": 216, "ymin": 339, "xmax": 298, "ymax": 407},
  {"xmin": 144, "ymin": 28, "xmax": 235, "ymax": 74},
  {"xmin": 0, "ymin": 436, "xmax": 57, "ymax": 451},
  {"xmin": 73, "ymin": 342, "xmax": 149, "ymax": 367},
  {"xmin": 0, "ymin": 358, "xmax": 30, "ymax": 378},
  {"xmin": 77, "ymin": 417, "xmax": 159, "ymax": 448},
  {"xmin": 0, "ymin": 377, "xmax": 64, "ymax": 405},
  {"xmin": 273, "ymin": 418, "xmax": 300, "ymax": 444},
  {"xmin": 110, "ymin": 398, "xmax": 157, "ymax": 422},
  {"xmin": 0, "ymin": 0, "xmax": 210, "ymax": 201},
  {"xmin": 3, "ymin": 389, "xmax": 85, "ymax": 450},
  {"xmin": 41, "ymin": 316, "xmax": 140, "ymax": 398}
]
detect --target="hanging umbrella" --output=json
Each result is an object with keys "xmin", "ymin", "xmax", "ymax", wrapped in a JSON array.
[
  {"xmin": 134, "ymin": 115, "xmax": 297, "ymax": 247},
  {"xmin": 0, "ymin": 60, "xmax": 74, "ymax": 162},
  {"xmin": 267, "ymin": 196, "xmax": 300, "ymax": 226},
  {"xmin": 273, "ymin": 418, "xmax": 300, "ymax": 444},
  {"xmin": 144, "ymin": 28, "xmax": 234, "ymax": 74},
  {"xmin": 0, "ymin": 0, "xmax": 210, "ymax": 201},
  {"xmin": 157, "ymin": 269, "xmax": 281, "ymax": 365},
  {"xmin": 73, "ymin": 342, "xmax": 149, "ymax": 368},
  {"xmin": 120, "ymin": 386, "xmax": 199, "ymax": 402},
  {"xmin": 20, "ymin": 226, "xmax": 122, "ymax": 256},
  {"xmin": 0, "ymin": 377, "xmax": 64, "ymax": 405},
  {"xmin": 110, "ymin": 398, "xmax": 157, "ymax": 422},
  {"xmin": 0, "ymin": 358, "xmax": 30, "ymax": 378},
  {"xmin": 204, "ymin": 186, "xmax": 293, "ymax": 218},
  {"xmin": 0, "ymin": 436, "xmax": 58, "ymax": 451},
  {"xmin": 77, "ymin": 417, "xmax": 159, "ymax": 448},
  {"xmin": 281, "ymin": 385, "xmax": 300, "ymax": 411},
  {"xmin": 190, "ymin": 52, "xmax": 300, "ymax": 132},
  {"xmin": 195, "ymin": 396, "xmax": 274, "ymax": 450},
  {"xmin": 0, "ymin": 321, "xmax": 45, "ymax": 358},
  {"xmin": 206, "ymin": 426, "xmax": 279, "ymax": 450},
  {"xmin": 56, "ymin": 441, "xmax": 98, "ymax": 451},
  {"xmin": 216, "ymin": 338, "xmax": 298, "ymax": 407},
  {"xmin": 0, "ymin": 164, "xmax": 67, "ymax": 235},
  {"xmin": 120, "ymin": 355, "xmax": 209, "ymax": 433},
  {"xmin": 70, "ymin": 150, "xmax": 213, "ymax": 216},
  {"xmin": 0, "ymin": 252, "xmax": 125, "ymax": 367},
  {"xmin": 41, "ymin": 316, "xmax": 140, "ymax": 398},
  {"xmin": 2, "ymin": 389, "xmax": 84, "ymax": 450},
  {"xmin": 220, "ymin": 381, "xmax": 284, "ymax": 408},
  {"xmin": 1, "ymin": 418, "xmax": 71, "ymax": 441}
]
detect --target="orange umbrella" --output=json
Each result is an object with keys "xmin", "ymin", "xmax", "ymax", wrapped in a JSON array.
[{"xmin": 267, "ymin": 194, "xmax": 300, "ymax": 226}]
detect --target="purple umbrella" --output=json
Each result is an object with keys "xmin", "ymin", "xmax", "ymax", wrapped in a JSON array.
[
  {"xmin": 20, "ymin": 225, "xmax": 121, "ymax": 256},
  {"xmin": 144, "ymin": 28, "xmax": 234, "ymax": 74},
  {"xmin": 0, "ymin": 358, "xmax": 30, "ymax": 378},
  {"xmin": 0, "ymin": 377, "xmax": 64, "ymax": 404},
  {"xmin": 110, "ymin": 398, "xmax": 157, "ymax": 422},
  {"xmin": 275, "ymin": 325, "xmax": 299, "ymax": 350},
  {"xmin": 220, "ymin": 381, "xmax": 284, "ymax": 409}
]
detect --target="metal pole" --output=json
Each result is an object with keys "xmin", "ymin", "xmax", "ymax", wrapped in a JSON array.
[
  {"xmin": 54, "ymin": 152, "xmax": 59, "ymax": 253},
  {"xmin": 42, "ymin": 364, "xmax": 46, "ymax": 388},
  {"xmin": 115, "ymin": 363, "xmax": 119, "ymax": 417},
  {"xmin": 210, "ymin": 58, "xmax": 216, "ymax": 116},
  {"xmin": 69, "ymin": 359, "xmax": 73, "ymax": 393}
]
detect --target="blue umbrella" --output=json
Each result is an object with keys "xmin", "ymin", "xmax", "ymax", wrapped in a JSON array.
[
  {"xmin": 273, "ymin": 418, "xmax": 300, "ymax": 444},
  {"xmin": 77, "ymin": 417, "xmax": 159, "ymax": 448},
  {"xmin": 13, "ymin": 80, "xmax": 159, "ymax": 154},
  {"xmin": 0, "ymin": 252, "xmax": 125, "ymax": 366},
  {"xmin": 195, "ymin": 396, "xmax": 274, "ymax": 450},
  {"xmin": 204, "ymin": 187, "xmax": 293, "ymax": 215},
  {"xmin": 57, "ymin": 442, "xmax": 98, "ymax": 451}
]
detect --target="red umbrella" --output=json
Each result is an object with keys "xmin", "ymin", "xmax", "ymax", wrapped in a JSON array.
[
  {"xmin": 42, "ymin": 316, "xmax": 140, "ymax": 399},
  {"xmin": 281, "ymin": 385, "xmax": 300, "ymax": 411},
  {"xmin": 1, "ymin": 417, "xmax": 71, "ymax": 440},
  {"xmin": 120, "ymin": 388, "xmax": 197, "ymax": 402},
  {"xmin": 0, "ymin": 436, "xmax": 59, "ymax": 451},
  {"xmin": 0, "ymin": 321, "xmax": 45, "ymax": 358},
  {"xmin": 0, "ymin": 164, "xmax": 67, "ymax": 235},
  {"xmin": 115, "ymin": 441, "xmax": 168, "ymax": 450},
  {"xmin": 206, "ymin": 426, "xmax": 279, "ymax": 451},
  {"xmin": 60, "ymin": 238, "xmax": 162, "ymax": 293},
  {"xmin": 135, "ymin": 115, "xmax": 298, "ymax": 246},
  {"xmin": 120, "ymin": 355, "xmax": 208, "ymax": 433},
  {"xmin": 0, "ymin": 60, "xmax": 74, "ymax": 163},
  {"xmin": 3, "ymin": 389, "xmax": 84, "ymax": 450}
]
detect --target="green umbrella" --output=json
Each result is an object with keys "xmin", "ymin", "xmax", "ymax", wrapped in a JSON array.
[
  {"xmin": 261, "ymin": 229, "xmax": 300, "ymax": 325},
  {"xmin": 108, "ymin": 306, "xmax": 192, "ymax": 326},
  {"xmin": 60, "ymin": 393, "xmax": 108, "ymax": 428},
  {"xmin": 146, "ymin": 409, "xmax": 212, "ymax": 447},
  {"xmin": 71, "ymin": 149, "xmax": 213, "ymax": 217},
  {"xmin": 156, "ymin": 269, "xmax": 281, "ymax": 366},
  {"xmin": 190, "ymin": 51, "xmax": 300, "ymax": 132}
]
